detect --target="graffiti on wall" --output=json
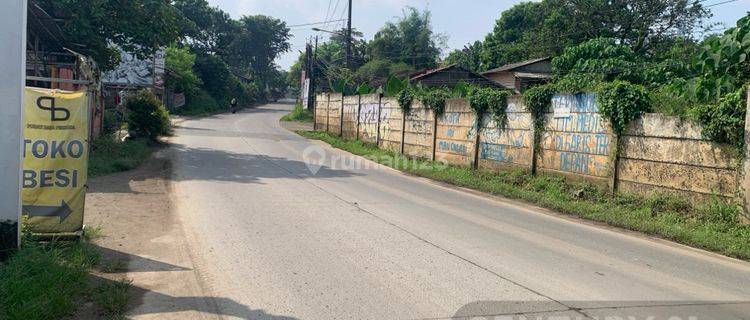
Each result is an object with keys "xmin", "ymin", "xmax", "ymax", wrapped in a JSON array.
[{"xmin": 543, "ymin": 93, "xmax": 611, "ymax": 177}]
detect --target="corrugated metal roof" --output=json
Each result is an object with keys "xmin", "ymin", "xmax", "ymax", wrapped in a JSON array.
[{"xmin": 482, "ymin": 57, "xmax": 551, "ymax": 74}]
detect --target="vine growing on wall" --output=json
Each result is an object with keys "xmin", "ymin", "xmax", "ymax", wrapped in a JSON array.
[
  {"xmin": 397, "ymin": 86, "xmax": 416, "ymax": 115},
  {"xmin": 468, "ymin": 87, "xmax": 511, "ymax": 129},
  {"xmin": 397, "ymin": 85, "xmax": 453, "ymax": 116},
  {"xmin": 420, "ymin": 88, "xmax": 452, "ymax": 116},
  {"xmin": 689, "ymin": 85, "xmax": 748, "ymax": 151},
  {"xmin": 523, "ymin": 83, "xmax": 557, "ymax": 153},
  {"xmin": 596, "ymin": 80, "xmax": 652, "ymax": 135}
]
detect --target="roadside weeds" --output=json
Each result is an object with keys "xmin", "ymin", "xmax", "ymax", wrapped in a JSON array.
[
  {"xmin": 0, "ymin": 226, "xmax": 132, "ymax": 320},
  {"xmin": 280, "ymin": 103, "xmax": 313, "ymax": 122},
  {"xmin": 89, "ymin": 137, "xmax": 157, "ymax": 178},
  {"xmin": 297, "ymin": 130, "xmax": 750, "ymax": 261}
]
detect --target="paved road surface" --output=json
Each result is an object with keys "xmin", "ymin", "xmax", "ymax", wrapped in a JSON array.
[{"xmin": 166, "ymin": 103, "xmax": 750, "ymax": 319}]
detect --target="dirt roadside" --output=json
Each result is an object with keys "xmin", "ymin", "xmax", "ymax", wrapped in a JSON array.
[{"xmin": 78, "ymin": 147, "xmax": 220, "ymax": 319}]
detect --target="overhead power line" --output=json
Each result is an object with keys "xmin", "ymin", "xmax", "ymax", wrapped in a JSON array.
[
  {"xmin": 704, "ymin": 0, "xmax": 741, "ymax": 7},
  {"xmin": 288, "ymin": 19, "xmax": 348, "ymax": 28}
]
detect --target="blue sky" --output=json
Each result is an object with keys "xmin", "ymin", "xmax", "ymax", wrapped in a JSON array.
[{"xmin": 207, "ymin": 0, "xmax": 750, "ymax": 70}]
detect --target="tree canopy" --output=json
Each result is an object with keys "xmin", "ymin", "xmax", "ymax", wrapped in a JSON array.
[{"xmin": 36, "ymin": 0, "xmax": 182, "ymax": 70}]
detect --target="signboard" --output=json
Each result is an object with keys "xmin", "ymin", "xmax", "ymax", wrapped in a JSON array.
[
  {"xmin": 552, "ymin": 95, "xmax": 572, "ymax": 118},
  {"xmin": 102, "ymin": 47, "xmax": 154, "ymax": 87},
  {"xmin": 153, "ymin": 49, "xmax": 166, "ymax": 90},
  {"xmin": 22, "ymin": 87, "xmax": 89, "ymax": 233},
  {"xmin": 302, "ymin": 78, "xmax": 311, "ymax": 110},
  {"xmin": 174, "ymin": 92, "xmax": 186, "ymax": 108}
]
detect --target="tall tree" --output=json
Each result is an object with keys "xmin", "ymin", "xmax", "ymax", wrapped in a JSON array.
[
  {"xmin": 369, "ymin": 7, "xmax": 445, "ymax": 70},
  {"xmin": 36, "ymin": 0, "xmax": 182, "ymax": 70},
  {"xmin": 480, "ymin": 0, "xmax": 711, "ymax": 71},
  {"xmin": 444, "ymin": 41, "xmax": 484, "ymax": 72},
  {"xmin": 173, "ymin": 0, "xmax": 237, "ymax": 55},
  {"xmin": 228, "ymin": 15, "xmax": 291, "ymax": 82}
]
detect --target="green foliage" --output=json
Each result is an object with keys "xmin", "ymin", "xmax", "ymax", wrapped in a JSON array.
[
  {"xmin": 0, "ymin": 242, "xmax": 100, "ymax": 320},
  {"xmin": 281, "ymin": 104, "xmax": 313, "ymax": 122},
  {"xmin": 177, "ymin": 90, "xmax": 221, "ymax": 116},
  {"xmin": 356, "ymin": 83, "xmax": 375, "ymax": 95},
  {"xmin": 693, "ymin": 14, "xmax": 750, "ymax": 102},
  {"xmin": 92, "ymin": 279, "xmax": 132, "ymax": 316},
  {"xmin": 193, "ymin": 54, "xmax": 232, "ymax": 98},
  {"xmin": 420, "ymin": 88, "xmax": 452, "ymax": 116},
  {"xmin": 227, "ymin": 15, "xmax": 291, "ymax": 82},
  {"xmin": 523, "ymin": 83, "xmax": 558, "ymax": 135},
  {"xmin": 397, "ymin": 86, "xmax": 417, "ymax": 114},
  {"xmin": 369, "ymin": 7, "xmax": 445, "ymax": 70},
  {"xmin": 396, "ymin": 85, "xmax": 452, "ymax": 116},
  {"xmin": 126, "ymin": 90, "xmax": 171, "ymax": 140},
  {"xmin": 354, "ymin": 59, "xmax": 412, "ymax": 85},
  {"xmin": 689, "ymin": 86, "xmax": 748, "ymax": 150},
  {"xmin": 37, "ymin": 0, "xmax": 182, "ymax": 70},
  {"xmin": 89, "ymin": 138, "xmax": 152, "ymax": 177},
  {"xmin": 444, "ymin": 41, "xmax": 484, "ymax": 72},
  {"xmin": 467, "ymin": 87, "xmax": 512, "ymax": 129},
  {"xmin": 479, "ymin": 0, "xmax": 710, "ymax": 71},
  {"xmin": 384, "ymin": 76, "xmax": 409, "ymax": 97},
  {"xmin": 174, "ymin": 0, "xmax": 237, "ymax": 55},
  {"xmin": 552, "ymin": 38, "xmax": 642, "ymax": 90},
  {"xmin": 597, "ymin": 81, "xmax": 652, "ymax": 135},
  {"xmin": 166, "ymin": 46, "xmax": 202, "ymax": 95}
]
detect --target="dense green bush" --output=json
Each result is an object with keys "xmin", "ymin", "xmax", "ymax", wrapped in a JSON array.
[
  {"xmin": 193, "ymin": 54, "xmax": 232, "ymax": 98},
  {"xmin": 165, "ymin": 46, "xmax": 201, "ymax": 95},
  {"xmin": 179, "ymin": 89, "xmax": 222, "ymax": 115},
  {"xmin": 420, "ymin": 88, "xmax": 452, "ymax": 116},
  {"xmin": 689, "ymin": 86, "xmax": 747, "ymax": 150},
  {"xmin": 468, "ymin": 87, "xmax": 511, "ymax": 129},
  {"xmin": 597, "ymin": 81, "xmax": 652, "ymax": 135},
  {"xmin": 126, "ymin": 90, "xmax": 170, "ymax": 140}
]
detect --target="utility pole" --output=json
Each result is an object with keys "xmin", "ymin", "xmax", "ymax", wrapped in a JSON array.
[
  {"xmin": 0, "ymin": 0, "xmax": 27, "ymax": 257},
  {"xmin": 307, "ymin": 36, "xmax": 318, "ymax": 113},
  {"xmin": 346, "ymin": 0, "xmax": 352, "ymax": 69}
]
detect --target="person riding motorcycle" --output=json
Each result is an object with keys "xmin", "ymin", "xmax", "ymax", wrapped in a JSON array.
[{"xmin": 230, "ymin": 98, "xmax": 238, "ymax": 114}]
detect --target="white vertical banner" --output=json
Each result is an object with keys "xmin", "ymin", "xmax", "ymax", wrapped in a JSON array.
[
  {"xmin": 0, "ymin": 0, "xmax": 27, "ymax": 254},
  {"xmin": 153, "ymin": 48, "xmax": 166, "ymax": 90}
]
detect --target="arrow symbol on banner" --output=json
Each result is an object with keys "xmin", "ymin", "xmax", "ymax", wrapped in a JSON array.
[{"xmin": 22, "ymin": 201, "xmax": 73, "ymax": 221}]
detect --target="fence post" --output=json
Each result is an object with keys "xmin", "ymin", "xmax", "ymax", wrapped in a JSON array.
[
  {"xmin": 431, "ymin": 109, "xmax": 438, "ymax": 161},
  {"xmin": 530, "ymin": 103, "xmax": 542, "ymax": 175},
  {"xmin": 400, "ymin": 108, "xmax": 407, "ymax": 154},
  {"xmin": 739, "ymin": 87, "xmax": 750, "ymax": 224},
  {"xmin": 339, "ymin": 95, "xmax": 344, "ymax": 137},
  {"xmin": 325, "ymin": 94, "xmax": 330, "ymax": 133},
  {"xmin": 472, "ymin": 113, "xmax": 482, "ymax": 170},
  {"xmin": 312, "ymin": 94, "xmax": 317, "ymax": 131},
  {"xmin": 609, "ymin": 135, "xmax": 621, "ymax": 195},
  {"xmin": 356, "ymin": 94, "xmax": 362, "ymax": 141},
  {"xmin": 376, "ymin": 94, "xmax": 382, "ymax": 146}
]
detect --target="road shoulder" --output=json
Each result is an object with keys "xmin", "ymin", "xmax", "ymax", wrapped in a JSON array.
[{"xmin": 83, "ymin": 148, "xmax": 220, "ymax": 319}]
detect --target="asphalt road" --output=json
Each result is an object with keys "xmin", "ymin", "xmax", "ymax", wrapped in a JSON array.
[{"xmin": 168, "ymin": 103, "xmax": 750, "ymax": 320}]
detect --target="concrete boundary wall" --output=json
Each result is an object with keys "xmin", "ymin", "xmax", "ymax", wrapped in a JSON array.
[
  {"xmin": 311, "ymin": 92, "xmax": 748, "ymax": 214},
  {"xmin": 327, "ymin": 93, "xmax": 343, "ymax": 135},
  {"xmin": 379, "ymin": 96, "xmax": 402, "ymax": 152},
  {"xmin": 359, "ymin": 94, "xmax": 380, "ymax": 144},
  {"xmin": 314, "ymin": 93, "xmax": 328, "ymax": 131},
  {"xmin": 618, "ymin": 114, "xmax": 739, "ymax": 199},
  {"xmin": 477, "ymin": 95, "xmax": 534, "ymax": 171},
  {"xmin": 537, "ymin": 93, "xmax": 615, "ymax": 186},
  {"xmin": 403, "ymin": 101, "xmax": 434, "ymax": 159},
  {"xmin": 342, "ymin": 95, "xmax": 358, "ymax": 140},
  {"xmin": 435, "ymin": 99, "xmax": 476, "ymax": 167}
]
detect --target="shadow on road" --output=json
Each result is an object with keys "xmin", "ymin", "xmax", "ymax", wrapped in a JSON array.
[{"xmin": 168, "ymin": 142, "xmax": 364, "ymax": 184}]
